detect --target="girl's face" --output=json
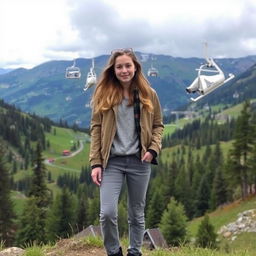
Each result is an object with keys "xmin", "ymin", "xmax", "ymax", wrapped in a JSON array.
[{"xmin": 114, "ymin": 54, "xmax": 136, "ymax": 87}]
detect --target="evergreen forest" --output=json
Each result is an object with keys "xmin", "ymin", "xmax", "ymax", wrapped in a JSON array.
[{"xmin": 0, "ymin": 95, "xmax": 256, "ymax": 253}]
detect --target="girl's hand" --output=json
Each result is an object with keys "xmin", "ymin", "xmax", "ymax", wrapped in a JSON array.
[
  {"xmin": 91, "ymin": 167, "xmax": 102, "ymax": 186},
  {"xmin": 141, "ymin": 151, "xmax": 153, "ymax": 163}
]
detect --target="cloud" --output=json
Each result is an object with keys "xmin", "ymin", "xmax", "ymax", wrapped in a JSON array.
[
  {"xmin": 65, "ymin": 0, "xmax": 153, "ymax": 57},
  {"xmin": 65, "ymin": 0, "xmax": 256, "ymax": 59},
  {"xmin": 0, "ymin": 0, "xmax": 256, "ymax": 68}
]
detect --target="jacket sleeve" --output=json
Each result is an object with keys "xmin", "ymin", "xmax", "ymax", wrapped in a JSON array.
[
  {"xmin": 89, "ymin": 107, "xmax": 103, "ymax": 168},
  {"xmin": 148, "ymin": 91, "xmax": 164, "ymax": 156}
]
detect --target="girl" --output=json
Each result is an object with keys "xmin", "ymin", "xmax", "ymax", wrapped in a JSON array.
[{"xmin": 90, "ymin": 48, "xmax": 164, "ymax": 256}]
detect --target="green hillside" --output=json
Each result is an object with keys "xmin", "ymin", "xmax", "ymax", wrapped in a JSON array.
[
  {"xmin": 12, "ymin": 125, "xmax": 90, "ymax": 213},
  {"xmin": 1, "ymin": 83, "xmax": 256, "ymax": 253},
  {"xmin": 187, "ymin": 196, "xmax": 256, "ymax": 255}
]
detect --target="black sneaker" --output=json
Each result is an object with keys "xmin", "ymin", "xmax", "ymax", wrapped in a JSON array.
[{"xmin": 109, "ymin": 247, "xmax": 123, "ymax": 256}]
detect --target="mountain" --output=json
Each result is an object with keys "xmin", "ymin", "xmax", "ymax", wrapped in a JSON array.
[
  {"xmin": 0, "ymin": 53, "xmax": 256, "ymax": 127},
  {"xmin": 0, "ymin": 68, "xmax": 12, "ymax": 75},
  {"xmin": 0, "ymin": 98, "xmax": 54, "ymax": 157}
]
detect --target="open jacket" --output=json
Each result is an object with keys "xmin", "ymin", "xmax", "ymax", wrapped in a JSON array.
[{"xmin": 89, "ymin": 88, "xmax": 164, "ymax": 169}]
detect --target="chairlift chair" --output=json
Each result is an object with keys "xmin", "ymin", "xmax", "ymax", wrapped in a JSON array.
[
  {"xmin": 84, "ymin": 58, "xmax": 97, "ymax": 92},
  {"xmin": 65, "ymin": 59, "xmax": 81, "ymax": 79},
  {"xmin": 147, "ymin": 55, "xmax": 159, "ymax": 77},
  {"xmin": 147, "ymin": 65, "xmax": 159, "ymax": 77},
  {"xmin": 186, "ymin": 57, "xmax": 234, "ymax": 102}
]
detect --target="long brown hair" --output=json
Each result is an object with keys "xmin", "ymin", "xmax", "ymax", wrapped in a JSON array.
[{"xmin": 91, "ymin": 50, "xmax": 153, "ymax": 113}]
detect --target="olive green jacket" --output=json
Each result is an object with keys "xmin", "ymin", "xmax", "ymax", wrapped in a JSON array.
[{"xmin": 89, "ymin": 88, "xmax": 164, "ymax": 169}]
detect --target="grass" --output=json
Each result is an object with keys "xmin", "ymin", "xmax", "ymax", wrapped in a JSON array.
[
  {"xmin": 24, "ymin": 246, "xmax": 45, "ymax": 256},
  {"xmin": 160, "ymin": 140, "xmax": 234, "ymax": 165},
  {"xmin": 215, "ymin": 99, "xmax": 256, "ymax": 119},
  {"xmin": 187, "ymin": 196, "xmax": 256, "ymax": 255},
  {"xmin": 81, "ymin": 235, "xmax": 104, "ymax": 247},
  {"xmin": 224, "ymin": 232, "xmax": 256, "ymax": 255},
  {"xmin": 0, "ymin": 240, "xmax": 5, "ymax": 250},
  {"xmin": 221, "ymin": 104, "xmax": 244, "ymax": 118},
  {"xmin": 187, "ymin": 196, "xmax": 256, "ymax": 237},
  {"xmin": 11, "ymin": 190, "xmax": 27, "ymax": 216},
  {"xmin": 52, "ymin": 142, "xmax": 90, "ymax": 170},
  {"xmin": 164, "ymin": 118, "xmax": 193, "ymax": 137},
  {"xmin": 147, "ymin": 246, "xmax": 253, "ymax": 256},
  {"xmin": 15, "ymin": 236, "xmax": 255, "ymax": 256},
  {"xmin": 8, "ymin": 101, "xmax": 256, "ymax": 255},
  {"xmin": 44, "ymin": 126, "xmax": 88, "ymax": 158},
  {"xmin": 12, "ymin": 125, "xmax": 90, "ymax": 208},
  {"xmin": 163, "ymin": 124, "xmax": 178, "ymax": 136}
]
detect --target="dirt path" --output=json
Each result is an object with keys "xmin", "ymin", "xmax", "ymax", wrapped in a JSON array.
[
  {"xmin": 45, "ymin": 239, "xmax": 108, "ymax": 256},
  {"xmin": 44, "ymin": 238, "xmax": 155, "ymax": 256},
  {"xmin": 44, "ymin": 140, "xmax": 84, "ymax": 172}
]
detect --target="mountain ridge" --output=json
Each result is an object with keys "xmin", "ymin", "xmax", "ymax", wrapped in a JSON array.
[{"xmin": 0, "ymin": 53, "xmax": 256, "ymax": 127}]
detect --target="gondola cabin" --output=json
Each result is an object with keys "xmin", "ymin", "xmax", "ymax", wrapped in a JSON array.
[
  {"xmin": 65, "ymin": 59, "xmax": 81, "ymax": 79},
  {"xmin": 65, "ymin": 66, "xmax": 81, "ymax": 79},
  {"xmin": 147, "ymin": 67, "xmax": 159, "ymax": 77}
]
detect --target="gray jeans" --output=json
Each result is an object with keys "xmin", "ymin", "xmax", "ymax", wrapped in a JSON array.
[{"xmin": 100, "ymin": 155, "xmax": 151, "ymax": 255}]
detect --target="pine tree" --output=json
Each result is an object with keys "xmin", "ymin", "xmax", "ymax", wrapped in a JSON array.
[
  {"xmin": 76, "ymin": 185, "xmax": 89, "ymax": 232},
  {"xmin": 210, "ymin": 168, "xmax": 228, "ymax": 210},
  {"xmin": 187, "ymin": 147, "xmax": 194, "ymax": 186},
  {"xmin": 248, "ymin": 112, "xmax": 256, "ymax": 193},
  {"xmin": 226, "ymin": 100, "xmax": 254, "ymax": 198},
  {"xmin": 162, "ymin": 159, "xmax": 178, "ymax": 203},
  {"xmin": 195, "ymin": 173, "xmax": 211, "ymax": 217},
  {"xmin": 248, "ymin": 143, "xmax": 256, "ymax": 193},
  {"xmin": 12, "ymin": 160, "xmax": 17, "ymax": 174},
  {"xmin": 87, "ymin": 190, "xmax": 100, "ymax": 225},
  {"xmin": 146, "ymin": 188, "xmax": 165, "ymax": 228},
  {"xmin": 196, "ymin": 214, "xmax": 218, "ymax": 249},
  {"xmin": 29, "ymin": 142, "xmax": 51, "ymax": 207},
  {"xmin": 46, "ymin": 186, "xmax": 77, "ymax": 242},
  {"xmin": 17, "ymin": 142, "xmax": 51, "ymax": 245},
  {"xmin": 207, "ymin": 142, "xmax": 223, "ymax": 188},
  {"xmin": 0, "ymin": 144, "xmax": 16, "ymax": 246},
  {"xmin": 16, "ymin": 197, "xmax": 45, "ymax": 245},
  {"xmin": 159, "ymin": 197, "xmax": 187, "ymax": 246},
  {"xmin": 174, "ymin": 166, "xmax": 195, "ymax": 219}
]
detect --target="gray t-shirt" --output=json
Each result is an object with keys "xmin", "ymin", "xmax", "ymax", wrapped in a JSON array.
[{"xmin": 110, "ymin": 98, "xmax": 139, "ymax": 156}]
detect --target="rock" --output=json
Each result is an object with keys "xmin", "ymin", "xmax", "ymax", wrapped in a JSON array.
[
  {"xmin": 231, "ymin": 236, "xmax": 237, "ymax": 241},
  {"xmin": 223, "ymin": 231, "xmax": 232, "ymax": 238},
  {"xmin": 218, "ymin": 209, "xmax": 256, "ymax": 241},
  {"xmin": 238, "ymin": 223, "xmax": 246, "ymax": 229},
  {"xmin": 0, "ymin": 247, "xmax": 24, "ymax": 256}
]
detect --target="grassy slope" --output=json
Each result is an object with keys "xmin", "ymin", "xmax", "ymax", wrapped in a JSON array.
[
  {"xmin": 161, "ymin": 140, "xmax": 234, "ymax": 165},
  {"xmin": 16, "ymin": 235, "xmax": 255, "ymax": 256},
  {"xmin": 10, "ymin": 101, "xmax": 256, "ymax": 254},
  {"xmin": 187, "ymin": 196, "xmax": 256, "ymax": 255},
  {"xmin": 12, "ymin": 125, "xmax": 90, "ymax": 213},
  {"xmin": 162, "ymin": 102, "xmax": 256, "ymax": 255},
  {"xmin": 188, "ymin": 197, "xmax": 256, "ymax": 235}
]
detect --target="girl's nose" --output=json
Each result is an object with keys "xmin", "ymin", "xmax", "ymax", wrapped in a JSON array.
[{"xmin": 121, "ymin": 67, "xmax": 128, "ymax": 72}]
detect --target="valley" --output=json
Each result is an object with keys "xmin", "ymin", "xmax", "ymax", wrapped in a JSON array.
[{"xmin": 1, "ymin": 53, "xmax": 256, "ymax": 254}]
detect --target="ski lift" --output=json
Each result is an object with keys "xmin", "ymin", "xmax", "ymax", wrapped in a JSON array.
[
  {"xmin": 84, "ymin": 58, "xmax": 97, "ymax": 92},
  {"xmin": 147, "ymin": 64, "xmax": 159, "ymax": 77},
  {"xmin": 186, "ymin": 43, "xmax": 235, "ymax": 101},
  {"xmin": 147, "ymin": 56, "xmax": 159, "ymax": 77},
  {"xmin": 65, "ymin": 59, "xmax": 81, "ymax": 79}
]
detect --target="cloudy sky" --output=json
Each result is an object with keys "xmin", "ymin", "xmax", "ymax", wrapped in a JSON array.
[{"xmin": 1, "ymin": 0, "xmax": 256, "ymax": 69}]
